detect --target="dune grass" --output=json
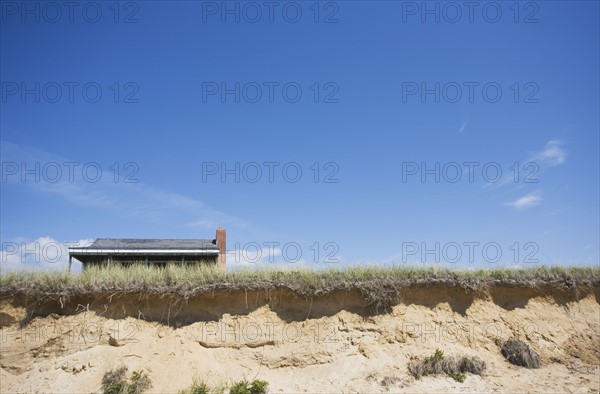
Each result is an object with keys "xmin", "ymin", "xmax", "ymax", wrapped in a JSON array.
[{"xmin": 1, "ymin": 265, "xmax": 598, "ymax": 304}]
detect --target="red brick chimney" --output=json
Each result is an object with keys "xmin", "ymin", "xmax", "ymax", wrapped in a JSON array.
[{"xmin": 216, "ymin": 227, "xmax": 226, "ymax": 271}]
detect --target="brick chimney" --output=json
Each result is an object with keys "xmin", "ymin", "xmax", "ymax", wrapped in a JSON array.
[{"xmin": 216, "ymin": 227, "xmax": 226, "ymax": 271}]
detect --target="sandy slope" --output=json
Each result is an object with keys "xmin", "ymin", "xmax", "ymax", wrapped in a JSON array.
[{"xmin": 1, "ymin": 286, "xmax": 598, "ymax": 393}]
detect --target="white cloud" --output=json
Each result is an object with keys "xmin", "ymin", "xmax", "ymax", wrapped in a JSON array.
[
  {"xmin": 506, "ymin": 194, "xmax": 542, "ymax": 209},
  {"xmin": 484, "ymin": 140, "xmax": 567, "ymax": 191},
  {"xmin": 532, "ymin": 140, "xmax": 567, "ymax": 166},
  {"xmin": 1, "ymin": 237, "xmax": 92, "ymax": 272}
]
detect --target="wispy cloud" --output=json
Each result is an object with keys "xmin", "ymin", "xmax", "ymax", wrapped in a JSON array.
[
  {"xmin": 484, "ymin": 139, "xmax": 567, "ymax": 191},
  {"xmin": 459, "ymin": 119, "xmax": 469, "ymax": 134},
  {"xmin": 506, "ymin": 193, "xmax": 542, "ymax": 209},
  {"xmin": 531, "ymin": 140, "xmax": 567, "ymax": 166},
  {"xmin": 1, "ymin": 141, "xmax": 247, "ymax": 230}
]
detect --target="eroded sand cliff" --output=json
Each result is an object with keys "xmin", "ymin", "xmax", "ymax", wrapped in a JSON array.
[{"xmin": 1, "ymin": 286, "xmax": 598, "ymax": 393}]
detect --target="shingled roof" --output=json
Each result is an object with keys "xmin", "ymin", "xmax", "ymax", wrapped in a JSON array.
[
  {"xmin": 69, "ymin": 239, "xmax": 220, "ymax": 258},
  {"xmin": 88, "ymin": 238, "xmax": 218, "ymax": 251}
]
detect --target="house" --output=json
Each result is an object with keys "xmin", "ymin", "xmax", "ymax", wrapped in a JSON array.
[{"xmin": 68, "ymin": 227, "xmax": 226, "ymax": 271}]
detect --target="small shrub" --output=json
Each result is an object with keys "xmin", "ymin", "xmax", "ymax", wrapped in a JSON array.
[
  {"xmin": 501, "ymin": 339, "xmax": 541, "ymax": 368},
  {"xmin": 409, "ymin": 348, "xmax": 447, "ymax": 378},
  {"xmin": 408, "ymin": 349, "xmax": 486, "ymax": 382},
  {"xmin": 129, "ymin": 370, "xmax": 152, "ymax": 394},
  {"xmin": 101, "ymin": 367, "xmax": 152, "ymax": 394},
  {"xmin": 249, "ymin": 380, "xmax": 268, "ymax": 394},
  {"xmin": 191, "ymin": 380, "xmax": 211, "ymax": 394},
  {"xmin": 458, "ymin": 356, "xmax": 486, "ymax": 375},
  {"xmin": 229, "ymin": 379, "xmax": 268, "ymax": 394},
  {"xmin": 102, "ymin": 366, "xmax": 128, "ymax": 394},
  {"xmin": 229, "ymin": 380, "xmax": 250, "ymax": 394}
]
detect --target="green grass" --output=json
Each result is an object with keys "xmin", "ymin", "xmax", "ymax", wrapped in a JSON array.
[
  {"xmin": 229, "ymin": 379, "xmax": 268, "ymax": 394},
  {"xmin": 101, "ymin": 367, "xmax": 152, "ymax": 394},
  {"xmin": 178, "ymin": 377, "xmax": 267, "ymax": 394},
  {"xmin": 447, "ymin": 372, "xmax": 466, "ymax": 383},
  {"xmin": 178, "ymin": 378, "xmax": 213, "ymax": 394},
  {"xmin": 426, "ymin": 348, "xmax": 445, "ymax": 363},
  {"xmin": 1, "ymin": 265, "xmax": 598, "ymax": 302}
]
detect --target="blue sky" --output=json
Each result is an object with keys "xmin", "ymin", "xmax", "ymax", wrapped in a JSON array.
[{"xmin": 1, "ymin": 1, "xmax": 598, "ymax": 270}]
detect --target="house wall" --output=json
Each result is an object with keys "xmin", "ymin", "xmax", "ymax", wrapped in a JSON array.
[{"xmin": 77, "ymin": 255, "xmax": 218, "ymax": 269}]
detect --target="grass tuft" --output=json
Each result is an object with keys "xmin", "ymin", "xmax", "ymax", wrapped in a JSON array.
[
  {"xmin": 101, "ymin": 367, "xmax": 152, "ymax": 394},
  {"xmin": 179, "ymin": 377, "xmax": 228, "ymax": 394},
  {"xmin": 189, "ymin": 380, "xmax": 211, "ymax": 394},
  {"xmin": 447, "ymin": 372, "xmax": 466, "ymax": 383},
  {"xmin": 229, "ymin": 379, "xmax": 268, "ymax": 394}
]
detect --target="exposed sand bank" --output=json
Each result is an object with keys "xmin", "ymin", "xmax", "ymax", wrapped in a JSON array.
[{"xmin": 1, "ymin": 285, "xmax": 598, "ymax": 393}]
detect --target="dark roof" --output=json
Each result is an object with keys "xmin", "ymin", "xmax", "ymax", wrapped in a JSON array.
[{"xmin": 86, "ymin": 238, "xmax": 218, "ymax": 251}]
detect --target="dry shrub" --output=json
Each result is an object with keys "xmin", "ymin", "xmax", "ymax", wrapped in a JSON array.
[
  {"xmin": 458, "ymin": 355, "xmax": 487, "ymax": 374},
  {"xmin": 408, "ymin": 349, "xmax": 486, "ymax": 381},
  {"xmin": 379, "ymin": 375, "xmax": 402, "ymax": 389},
  {"xmin": 501, "ymin": 339, "xmax": 542, "ymax": 368}
]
